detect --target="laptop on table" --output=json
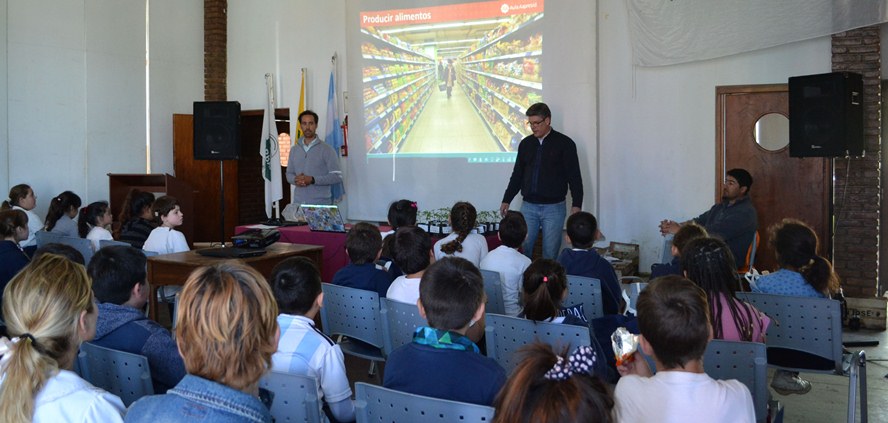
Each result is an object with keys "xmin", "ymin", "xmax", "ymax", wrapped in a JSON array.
[{"xmin": 301, "ymin": 204, "xmax": 347, "ymax": 233}]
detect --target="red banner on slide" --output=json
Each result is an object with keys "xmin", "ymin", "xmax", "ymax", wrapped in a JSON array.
[{"xmin": 360, "ymin": 0, "xmax": 544, "ymax": 27}]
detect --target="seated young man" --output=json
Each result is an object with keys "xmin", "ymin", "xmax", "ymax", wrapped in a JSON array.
[
  {"xmin": 271, "ymin": 257, "xmax": 355, "ymax": 423},
  {"xmin": 332, "ymin": 222, "xmax": 393, "ymax": 297},
  {"xmin": 385, "ymin": 226, "xmax": 433, "ymax": 305},
  {"xmin": 556, "ymin": 211, "xmax": 622, "ymax": 315},
  {"xmin": 480, "ymin": 211, "xmax": 531, "ymax": 316},
  {"xmin": 650, "ymin": 223, "xmax": 707, "ymax": 279},
  {"xmin": 87, "ymin": 245, "xmax": 185, "ymax": 393},
  {"xmin": 615, "ymin": 275, "xmax": 755, "ymax": 423},
  {"xmin": 383, "ymin": 257, "xmax": 506, "ymax": 406}
]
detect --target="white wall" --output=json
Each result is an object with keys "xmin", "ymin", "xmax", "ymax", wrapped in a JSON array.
[
  {"xmin": 149, "ymin": 0, "xmax": 204, "ymax": 175},
  {"xmin": 598, "ymin": 1, "xmax": 832, "ymax": 269},
  {"xmin": 228, "ymin": 0, "xmax": 347, "ymax": 129},
  {"xmin": 1, "ymin": 0, "xmax": 203, "ymax": 218}
]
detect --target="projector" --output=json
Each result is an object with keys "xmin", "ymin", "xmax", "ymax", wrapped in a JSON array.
[{"xmin": 232, "ymin": 229, "xmax": 281, "ymax": 249}]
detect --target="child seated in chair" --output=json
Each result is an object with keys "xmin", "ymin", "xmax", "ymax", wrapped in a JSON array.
[
  {"xmin": 383, "ymin": 257, "xmax": 506, "ymax": 406},
  {"xmin": 650, "ymin": 223, "xmax": 707, "ymax": 279},
  {"xmin": 385, "ymin": 226, "xmax": 433, "ymax": 305},
  {"xmin": 271, "ymin": 257, "xmax": 355, "ymax": 423},
  {"xmin": 493, "ymin": 343, "xmax": 614, "ymax": 423},
  {"xmin": 556, "ymin": 212, "xmax": 621, "ymax": 315},
  {"xmin": 332, "ymin": 222, "xmax": 393, "ymax": 297},
  {"xmin": 480, "ymin": 210, "xmax": 531, "ymax": 317},
  {"xmin": 615, "ymin": 275, "xmax": 755, "ymax": 423},
  {"xmin": 753, "ymin": 218, "xmax": 840, "ymax": 396}
]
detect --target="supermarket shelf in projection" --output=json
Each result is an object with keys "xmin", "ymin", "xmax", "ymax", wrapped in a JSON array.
[{"xmin": 359, "ymin": 0, "xmax": 544, "ymax": 159}]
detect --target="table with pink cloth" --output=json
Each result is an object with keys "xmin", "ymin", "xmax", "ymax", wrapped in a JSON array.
[{"xmin": 236, "ymin": 224, "xmax": 501, "ymax": 282}]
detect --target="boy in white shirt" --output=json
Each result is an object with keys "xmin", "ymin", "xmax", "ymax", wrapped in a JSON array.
[
  {"xmin": 479, "ymin": 211, "xmax": 531, "ymax": 316},
  {"xmin": 615, "ymin": 275, "xmax": 755, "ymax": 423},
  {"xmin": 386, "ymin": 226, "xmax": 433, "ymax": 305}
]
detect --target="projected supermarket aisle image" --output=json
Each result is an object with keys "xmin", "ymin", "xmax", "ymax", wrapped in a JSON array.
[{"xmin": 360, "ymin": 1, "xmax": 543, "ymax": 161}]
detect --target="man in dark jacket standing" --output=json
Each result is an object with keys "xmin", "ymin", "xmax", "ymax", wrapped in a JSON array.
[{"xmin": 500, "ymin": 103, "xmax": 583, "ymax": 259}]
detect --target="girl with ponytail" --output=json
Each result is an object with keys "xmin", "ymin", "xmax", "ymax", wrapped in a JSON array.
[
  {"xmin": 754, "ymin": 218, "xmax": 840, "ymax": 298},
  {"xmin": 752, "ymin": 218, "xmax": 840, "ymax": 396},
  {"xmin": 0, "ymin": 254, "xmax": 124, "ymax": 422},
  {"xmin": 520, "ymin": 259, "xmax": 585, "ymax": 325},
  {"xmin": 493, "ymin": 343, "xmax": 614, "ymax": 423},
  {"xmin": 78, "ymin": 201, "xmax": 113, "ymax": 250},
  {"xmin": 433, "ymin": 201, "xmax": 488, "ymax": 267},
  {"xmin": 44, "ymin": 191, "xmax": 81, "ymax": 238}
]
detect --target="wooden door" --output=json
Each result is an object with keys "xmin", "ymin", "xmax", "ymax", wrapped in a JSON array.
[{"xmin": 716, "ymin": 85, "xmax": 831, "ymax": 272}]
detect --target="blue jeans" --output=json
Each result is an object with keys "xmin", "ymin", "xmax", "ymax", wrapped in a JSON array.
[{"xmin": 520, "ymin": 201, "xmax": 566, "ymax": 260}]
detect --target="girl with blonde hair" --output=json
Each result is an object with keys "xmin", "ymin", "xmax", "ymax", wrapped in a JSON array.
[{"xmin": 0, "ymin": 254, "xmax": 125, "ymax": 422}]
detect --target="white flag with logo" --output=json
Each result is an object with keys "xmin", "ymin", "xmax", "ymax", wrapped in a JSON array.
[{"xmin": 261, "ymin": 74, "xmax": 283, "ymax": 218}]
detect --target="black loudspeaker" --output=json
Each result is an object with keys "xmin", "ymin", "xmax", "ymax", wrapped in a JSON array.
[
  {"xmin": 789, "ymin": 72, "xmax": 863, "ymax": 157},
  {"xmin": 193, "ymin": 101, "xmax": 241, "ymax": 160}
]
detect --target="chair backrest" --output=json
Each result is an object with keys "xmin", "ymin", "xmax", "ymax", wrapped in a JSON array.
[
  {"xmin": 736, "ymin": 292, "xmax": 843, "ymax": 373},
  {"xmin": 66, "ymin": 236, "xmax": 94, "ymax": 264},
  {"xmin": 354, "ymin": 382, "xmax": 495, "ymax": 423},
  {"xmin": 738, "ymin": 231, "xmax": 760, "ymax": 273},
  {"xmin": 77, "ymin": 342, "xmax": 153, "ymax": 407},
  {"xmin": 35, "ymin": 230, "xmax": 65, "ymax": 247},
  {"xmin": 622, "ymin": 281, "xmax": 648, "ymax": 315},
  {"xmin": 565, "ymin": 275, "xmax": 603, "ymax": 321},
  {"xmin": 479, "ymin": 269, "xmax": 505, "ymax": 315},
  {"xmin": 99, "ymin": 239, "xmax": 131, "ymax": 249},
  {"xmin": 43, "ymin": 234, "xmax": 94, "ymax": 264},
  {"xmin": 704, "ymin": 340, "xmax": 769, "ymax": 422},
  {"xmin": 258, "ymin": 371, "xmax": 323, "ymax": 423},
  {"xmin": 484, "ymin": 313, "xmax": 592, "ymax": 373},
  {"xmin": 380, "ymin": 297, "xmax": 427, "ymax": 355},
  {"xmin": 319, "ymin": 283, "xmax": 384, "ymax": 348}
]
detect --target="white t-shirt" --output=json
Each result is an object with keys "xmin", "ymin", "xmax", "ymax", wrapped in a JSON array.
[
  {"xmin": 31, "ymin": 369, "xmax": 125, "ymax": 422},
  {"xmin": 12, "ymin": 206, "xmax": 43, "ymax": 248},
  {"xmin": 386, "ymin": 275, "xmax": 421, "ymax": 305},
  {"xmin": 480, "ymin": 245, "xmax": 531, "ymax": 316},
  {"xmin": 143, "ymin": 227, "xmax": 189, "ymax": 255},
  {"xmin": 433, "ymin": 232, "xmax": 488, "ymax": 267},
  {"xmin": 615, "ymin": 371, "xmax": 755, "ymax": 423},
  {"xmin": 86, "ymin": 226, "xmax": 114, "ymax": 251}
]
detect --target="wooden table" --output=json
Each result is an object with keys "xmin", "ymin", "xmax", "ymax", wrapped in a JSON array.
[{"xmin": 145, "ymin": 242, "xmax": 323, "ymax": 321}]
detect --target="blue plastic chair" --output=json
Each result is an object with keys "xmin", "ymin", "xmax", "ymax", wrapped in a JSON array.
[
  {"xmin": 737, "ymin": 292, "xmax": 867, "ymax": 423},
  {"xmin": 704, "ymin": 340, "xmax": 773, "ymax": 423},
  {"xmin": 77, "ymin": 342, "xmax": 153, "ymax": 407},
  {"xmin": 479, "ymin": 269, "xmax": 505, "ymax": 315},
  {"xmin": 380, "ymin": 297, "xmax": 427, "ymax": 355},
  {"xmin": 99, "ymin": 239, "xmax": 131, "ymax": 249},
  {"xmin": 258, "ymin": 371, "xmax": 323, "ymax": 423},
  {"xmin": 35, "ymin": 231, "xmax": 94, "ymax": 264},
  {"xmin": 319, "ymin": 283, "xmax": 385, "ymax": 374},
  {"xmin": 484, "ymin": 313, "xmax": 592, "ymax": 373},
  {"xmin": 354, "ymin": 382, "xmax": 494, "ymax": 423},
  {"xmin": 565, "ymin": 275, "xmax": 604, "ymax": 321}
]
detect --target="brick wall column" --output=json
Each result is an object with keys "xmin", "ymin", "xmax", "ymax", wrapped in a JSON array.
[
  {"xmin": 204, "ymin": 0, "xmax": 227, "ymax": 101},
  {"xmin": 831, "ymin": 27, "xmax": 882, "ymax": 297}
]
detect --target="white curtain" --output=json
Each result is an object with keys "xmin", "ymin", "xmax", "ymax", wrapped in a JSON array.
[{"xmin": 627, "ymin": 0, "xmax": 888, "ymax": 67}]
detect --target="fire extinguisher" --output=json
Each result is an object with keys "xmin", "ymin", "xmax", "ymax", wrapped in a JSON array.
[{"xmin": 340, "ymin": 115, "xmax": 349, "ymax": 157}]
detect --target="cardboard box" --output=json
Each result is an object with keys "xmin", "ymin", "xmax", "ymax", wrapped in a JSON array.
[{"xmin": 845, "ymin": 297, "xmax": 887, "ymax": 331}]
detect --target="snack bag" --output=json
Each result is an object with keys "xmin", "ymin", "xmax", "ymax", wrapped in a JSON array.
[{"xmin": 611, "ymin": 327, "xmax": 638, "ymax": 366}]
